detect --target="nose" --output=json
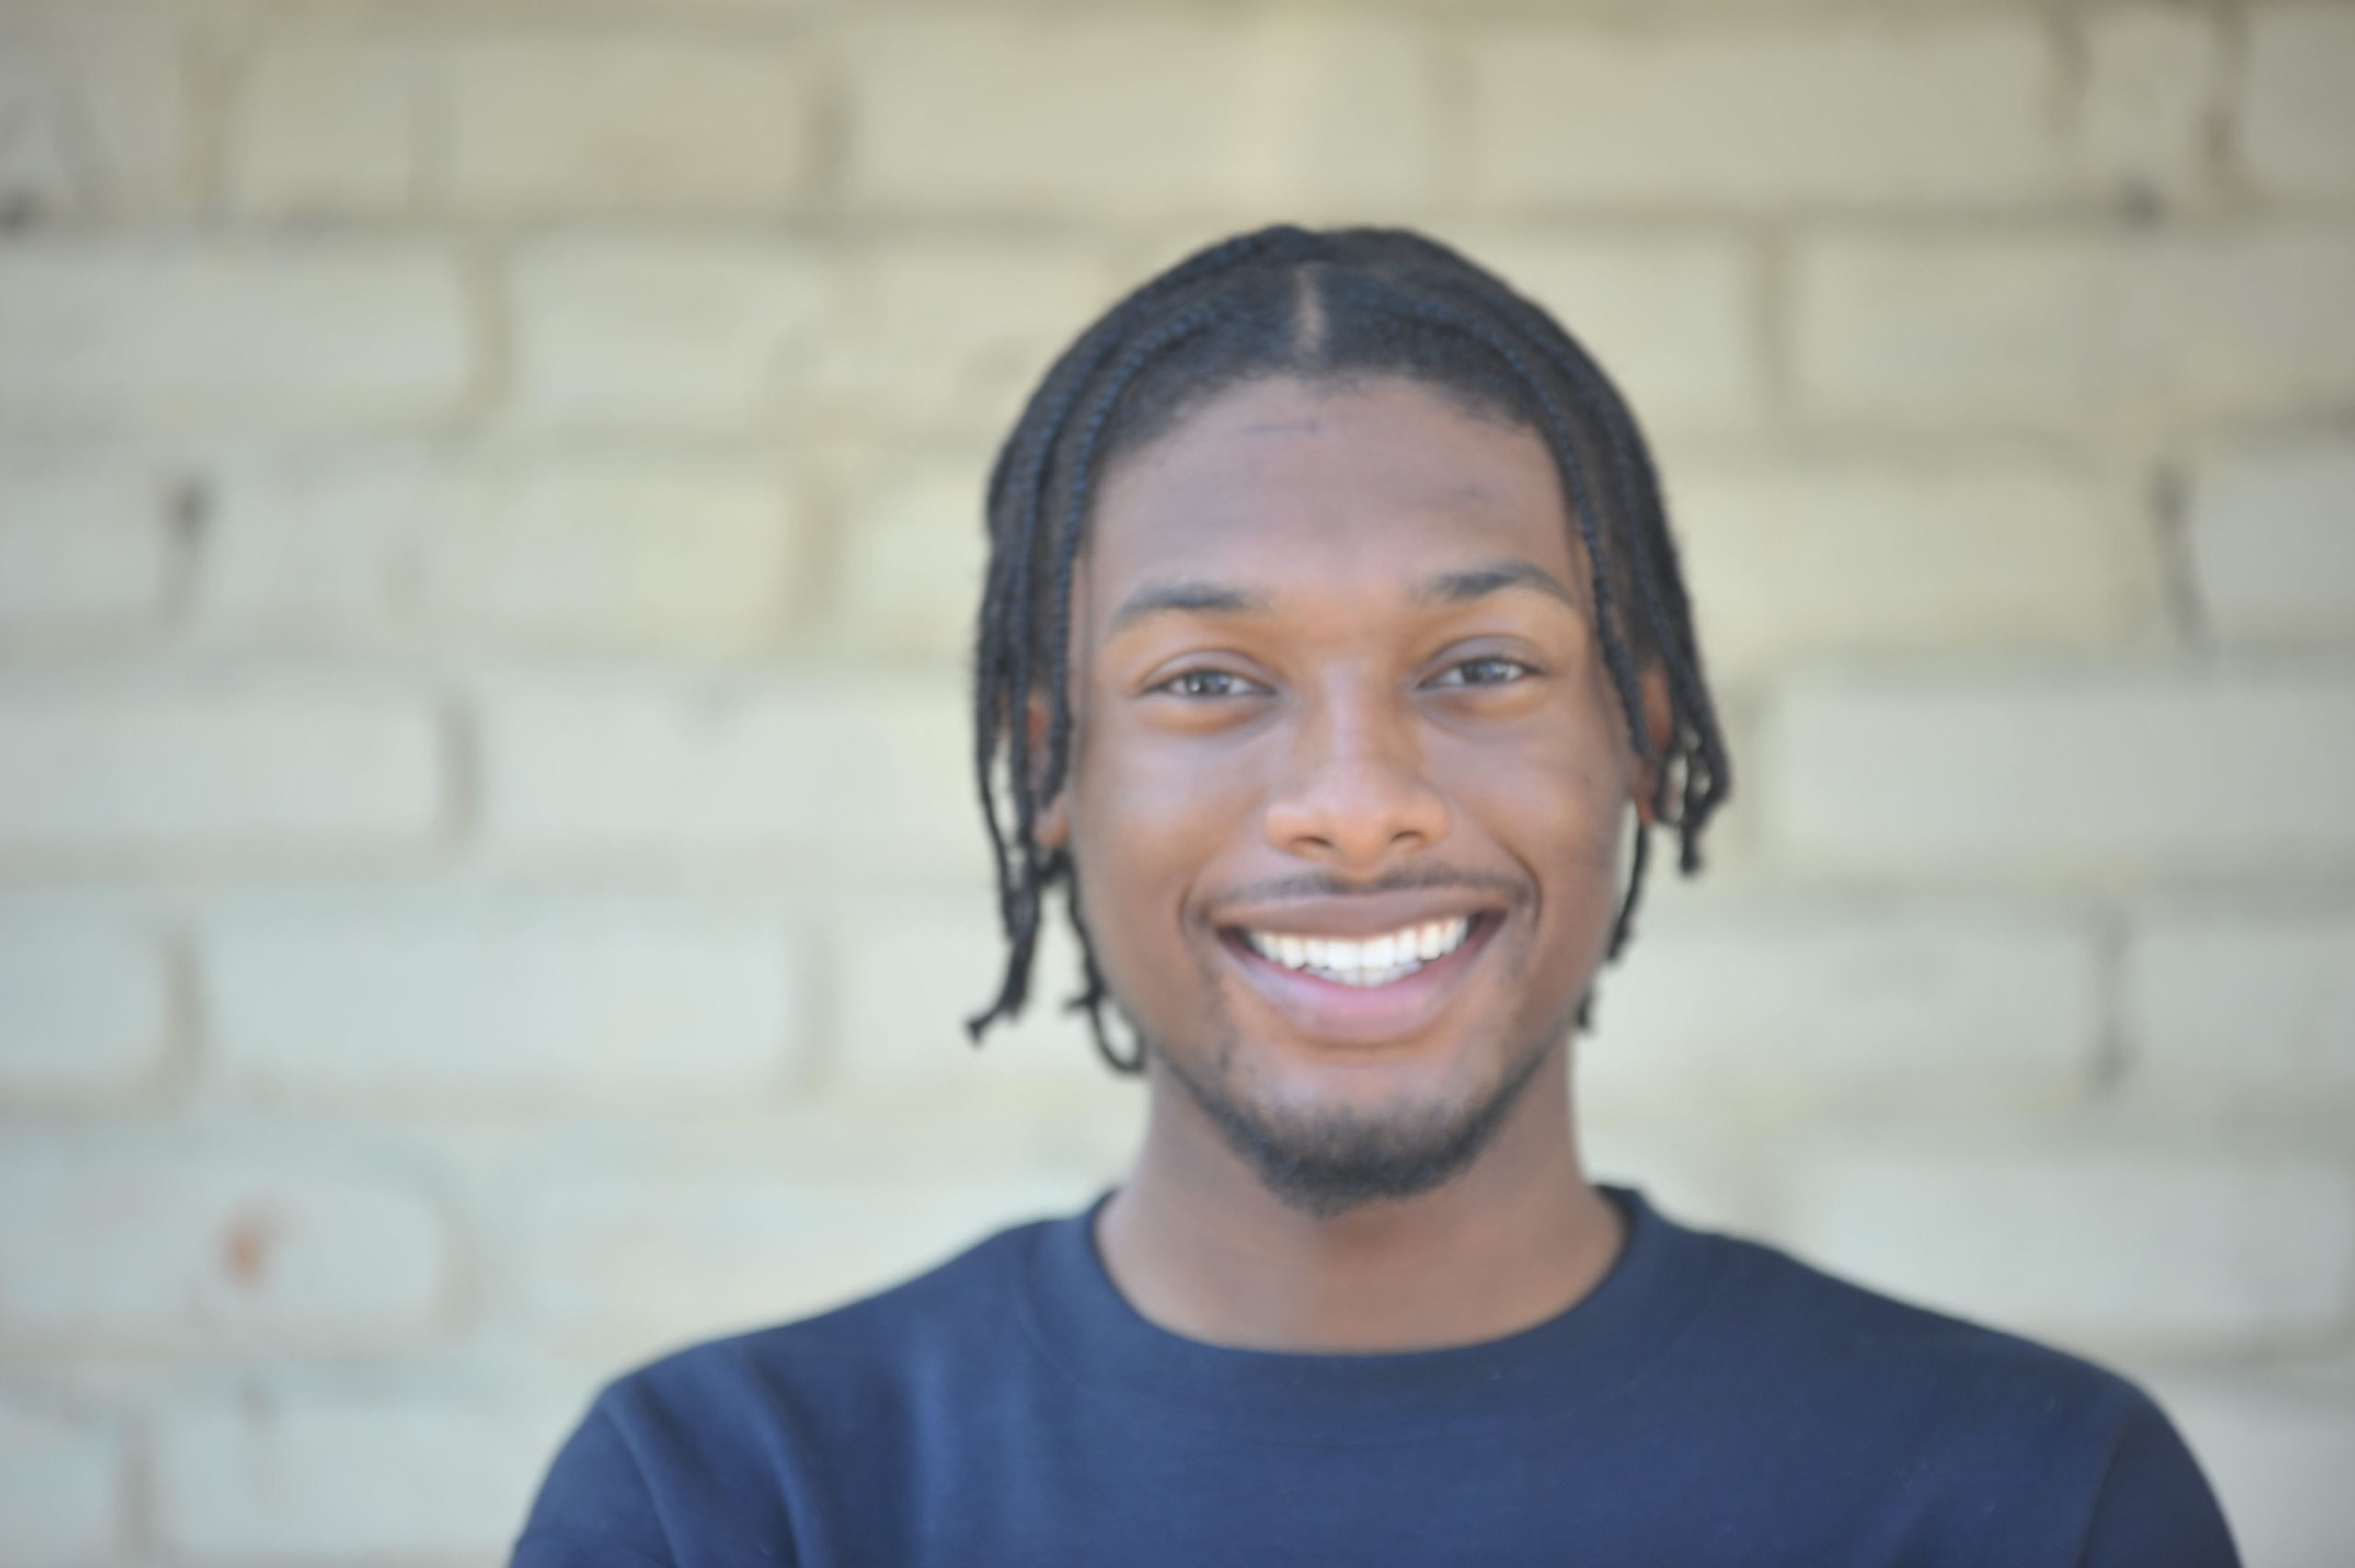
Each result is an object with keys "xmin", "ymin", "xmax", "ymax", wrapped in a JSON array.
[{"xmin": 1261, "ymin": 674, "xmax": 1451, "ymax": 869}]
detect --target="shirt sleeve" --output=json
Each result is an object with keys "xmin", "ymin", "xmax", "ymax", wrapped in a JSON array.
[
  {"xmin": 511, "ymin": 1399, "xmax": 679, "ymax": 1568},
  {"xmin": 2075, "ymin": 1391, "xmax": 2241, "ymax": 1568}
]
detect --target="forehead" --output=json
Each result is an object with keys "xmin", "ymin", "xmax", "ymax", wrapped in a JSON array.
[{"xmin": 1085, "ymin": 375, "xmax": 1578, "ymax": 601}]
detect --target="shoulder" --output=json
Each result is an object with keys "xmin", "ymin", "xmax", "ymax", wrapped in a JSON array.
[
  {"xmin": 1621, "ymin": 1196, "xmax": 2148, "ymax": 1445},
  {"xmin": 614, "ymin": 1215, "xmax": 1047, "ymax": 1426},
  {"xmin": 516, "ymin": 1218, "xmax": 1056, "ymax": 1558},
  {"xmin": 1702, "ymin": 1223, "xmax": 2154, "ymax": 1426},
  {"xmin": 1629, "ymin": 1214, "xmax": 2232, "ymax": 1553},
  {"xmin": 1656, "ymin": 1216, "xmax": 2235, "ymax": 1561}
]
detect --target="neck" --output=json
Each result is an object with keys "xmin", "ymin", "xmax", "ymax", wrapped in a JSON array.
[{"xmin": 1095, "ymin": 1046, "xmax": 1623, "ymax": 1353}]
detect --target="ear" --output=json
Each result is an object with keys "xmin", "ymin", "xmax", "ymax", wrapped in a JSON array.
[
  {"xmin": 1025, "ymin": 692, "xmax": 1072, "ymax": 851},
  {"xmin": 1629, "ymin": 666, "xmax": 1674, "ymax": 827}
]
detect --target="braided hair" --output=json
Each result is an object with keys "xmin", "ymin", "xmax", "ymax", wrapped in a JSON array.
[{"xmin": 967, "ymin": 225, "xmax": 1730, "ymax": 1074}]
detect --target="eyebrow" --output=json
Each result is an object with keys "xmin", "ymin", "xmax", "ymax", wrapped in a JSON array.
[
  {"xmin": 1104, "ymin": 558, "xmax": 1577, "ymax": 635},
  {"xmin": 1106, "ymin": 579, "xmax": 1270, "ymax": 635},
  {"xmin": 1413, "ymin": 559, "xmax": 1580, "ymax": 611}
]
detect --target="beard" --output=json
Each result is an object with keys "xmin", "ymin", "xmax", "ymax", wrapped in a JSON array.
[{"xmin": 1146, "ymin": 1002, "xmax": 1571, "ymax": 1220}]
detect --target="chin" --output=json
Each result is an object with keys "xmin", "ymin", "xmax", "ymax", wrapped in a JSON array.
[{"xmin": 1157, "ymin": 1016, "xmax": 1564, "ymax": 1219}]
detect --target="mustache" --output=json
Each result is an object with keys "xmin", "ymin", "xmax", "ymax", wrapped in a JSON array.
[{"xmin": 1203, "ymin": 864, "xmax": 1531, "ymax": 909}]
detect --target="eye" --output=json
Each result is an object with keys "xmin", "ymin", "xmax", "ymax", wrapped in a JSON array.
[
  {"xmin": 1153, "ymin": 669, "xmax": 1268, "ymax": 699},
  {"xmin": 1430, "ymin": 654, "xmax": 1535, "ymax": 689}
]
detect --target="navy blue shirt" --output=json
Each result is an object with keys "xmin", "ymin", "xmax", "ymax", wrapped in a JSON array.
[{"xmin": 515, "ymin": 1190, "xmax": 2236, "ymax": 1566}]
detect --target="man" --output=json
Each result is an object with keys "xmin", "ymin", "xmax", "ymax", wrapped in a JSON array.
[{"xmin": 515, "ymin": 227, "xmax": 2236, "ymax": 1565}]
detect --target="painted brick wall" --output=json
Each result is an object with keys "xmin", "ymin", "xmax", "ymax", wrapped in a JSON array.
[{"xmin": 1, "ymin": 3, "xmax": 2350, "ymax": 1562}]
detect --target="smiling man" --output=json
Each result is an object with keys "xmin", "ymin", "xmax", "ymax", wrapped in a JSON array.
[{"xmin": 515, "ymin": 228, "xmax": 2236, "ymax": 1566}]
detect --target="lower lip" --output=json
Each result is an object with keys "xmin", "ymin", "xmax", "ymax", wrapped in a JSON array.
[{"xmin": 1219, "ymin": 916, "xmax": 1499, "ymax": 1046}]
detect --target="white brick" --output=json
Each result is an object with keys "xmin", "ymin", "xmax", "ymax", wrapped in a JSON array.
[
  {"xmin": 0, "ymin": 1400, "xmax": 121, "ymax": 1567},
  {"xmin": 1583, "ymin": 906, "xmax": 2099, "ymax": 1119},
  {"xmin": 0, "ymin": 453, "xmax": 169, "ymax": 634},
  {"xmin": 154, "ymin": 1391, "xmax": 573, "ymax": 1562},
  {"xmin": 525, "ymin": 1165, "xmax": 1094, "ymax": 1352},
  {"xmin": 0, "ymin": 676, "xmax": 444, "ymax": 863},
  {"xmin": 229, "ymin": 33, "xmax": 425, "ymax": 216},
  {"xmin": 2126, "ymin": 910, "xmax": 2355, "ymax": 1104},
  {"xmin": 2076, "ymin": 8, "xmax": 2219, "ymax": 202},
  {"xmin": 0, "ymin": 923, "xmax": 168, "ymax": 1104},
  {"xmin": 833, "ymin": 894, "xmax": 1130, "ymax": 1100},
  {"xmin": 0, "ymin": 1146, "xmax": 451, "ymax": 1351},
  {"xmin": 1780, "ymin": 1136, "xmax": 2355, "ymax": 1355},
  {"xmin": 510, "ymin": 238, "xmax": 829, "ymax": 430},
  {"xmin": 1668, "ymin": 456, "xmax": 2152, "ymax": 672},
  {"xmin": 1796, "ymin": 228, "xmax": 2355, "ymax": 422},
  {"xmin": 2145, "ymin": 229, "xmax": 2355, "ymax": 413},
  {"xmin": 480, "ymin": 672, "xmax": 982, "ymax": 883},
  {"xmin": 0, "ymin": 243, "xmax": 473, "ymax": 429},
  {"xmin": 201, "ymin": 448, "xmax": 807, "ymax": 647},
  {"xmin": 1436, "ymin": 231, "xmax": 1763, "ymax": 429},
  {"xmin": 196, "ymin": 448, "xmax": 421, "ymax": 634},
  {"xmin": 1579, "ymin": 1122, "xmax": 1764, "ymax": 1237},
  {"xmin": 2149, "ymin": 1375, "xmax": 2355, "ymax": 1568},
  {"xmin": 418, "ymin": 454, "xmax": 805, "ymax": 650},
  {"xmin": 2187, "ymin": 439, "xmax": 2355, "ymax": 645},
  {"xmin": 208, "ymin": 901, "xmax": 801, "ymax": 1107},
  {"xmin": 816, "ymin": 238, "xmax": 1118, "ymax": 432},
  {"xmin": 446, "ymin": 36, "xmax": 815, "ymax": 214},
  {"xmin": 847, "ymin": 17, "xmax": 1439, "ymax": 214},
  {"xmin": 2244, "ymin": 6, "xmax": 2355, "ymax": 200},
  {"xmin": 1766, "ymin": 671, "xmax": 2355, "ymax": 879},
  {"xmin": 1469, "ymin": 21, "xmax": 2062, "ymax": 207},
  {"xmin": 834, "ymin": 452, "xmax": 988, "ymax": 655},
  {"xmin": 1798, "ymin": 235, "xmax": 2111, "ymax": 418},
  {"xmin": 0, "ymin": 18, "xmax": 186, "ymax": 218}
]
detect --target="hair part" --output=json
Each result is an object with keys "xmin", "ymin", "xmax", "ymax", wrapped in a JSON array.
[{"xmin": 967, "ymin": 225, "xmax": 1732, "ymax": 1074}]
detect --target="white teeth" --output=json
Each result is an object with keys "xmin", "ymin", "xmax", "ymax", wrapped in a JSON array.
[{"xmin": 1241, "ymin": 917, "xmax": 1473, "ymax": 986}]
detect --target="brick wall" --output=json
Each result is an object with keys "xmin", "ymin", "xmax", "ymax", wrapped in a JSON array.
[{"xmin": 1, "ymin": 2, "xmax": 2350, "ymax": 1562}]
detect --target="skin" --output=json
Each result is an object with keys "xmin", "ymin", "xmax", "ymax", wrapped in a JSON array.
[{"xmin": 1039, "ymin": 374, "xmax": 1667, "ymax": 1355}]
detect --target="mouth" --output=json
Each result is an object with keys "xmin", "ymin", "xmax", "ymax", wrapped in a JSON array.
[
  {"xmin": 1233, "ymin": 915, "xmax": 1475, "ymax": 988},
  {"xmin": 1212, "ymin": 904, "xmax": 1506, "ymax": 1046}
]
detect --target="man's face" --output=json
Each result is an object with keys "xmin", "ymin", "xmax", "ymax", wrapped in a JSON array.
[{"xmin": 1052, "ymin": 374, "xmax": 1645, "ymax": 1212}]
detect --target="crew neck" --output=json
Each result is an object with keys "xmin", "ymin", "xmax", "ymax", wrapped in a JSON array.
[{"xmin": 1016, "ymin": 1185, "xmax": 1728, "ymax": 1446}]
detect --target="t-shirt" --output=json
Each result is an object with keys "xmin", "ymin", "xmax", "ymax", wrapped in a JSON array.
[{"xmin": 513, "ymin": 1188, "xmax": 2238, "ymax": 1566}]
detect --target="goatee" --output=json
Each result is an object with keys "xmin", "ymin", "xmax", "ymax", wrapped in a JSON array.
[{"xmin": 1151, "ymin": 1022, "xmax": 1567, "ymax": 1219}]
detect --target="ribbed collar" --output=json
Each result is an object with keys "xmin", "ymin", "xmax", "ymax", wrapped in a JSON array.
[{"xmin": 1016, "ymin": 1185, "xmax": 1728, "ymax": 1446}]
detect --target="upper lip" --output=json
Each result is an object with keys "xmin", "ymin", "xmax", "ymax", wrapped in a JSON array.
[{"xmin": 1212, "ymin": 887, "xmax": 1509, "ymax": 939}]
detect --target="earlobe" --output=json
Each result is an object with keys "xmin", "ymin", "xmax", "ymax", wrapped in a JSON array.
[{"xmin": 1630, "ymin": 667, "xmax": 1673, "ymax": 826}]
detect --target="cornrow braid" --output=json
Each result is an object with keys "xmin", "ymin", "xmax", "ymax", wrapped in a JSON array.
[{"xmin": 966, "ymin": 225, "xmax": 1732, "ymax": 1073}]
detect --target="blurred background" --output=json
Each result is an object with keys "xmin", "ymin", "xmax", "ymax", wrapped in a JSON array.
[{"xmin": 1, "ymin": 0, "xmax": 2351, "ymax": 1562}]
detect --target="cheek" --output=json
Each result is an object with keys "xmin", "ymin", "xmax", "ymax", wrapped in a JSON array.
[
  {"xmin": 1439, "ymin": 697, "xmax": 1630, "ymax": 862},
  {"xmin": 1064, "ymin": 719, "xmax": 1258, "ymax": 967},
  {"xmin": 1434, "ymin": 703, "xmax": 1633, "ymax": 979}
]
